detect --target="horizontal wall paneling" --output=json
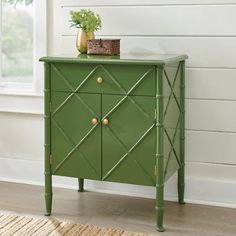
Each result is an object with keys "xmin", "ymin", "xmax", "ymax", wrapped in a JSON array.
[
  {"xmin": 61, "ymin": 0, "xmax": 236, "ymax": 7},
  {"xmin": 59, "ymin": 6, "xmax": 236, "ymax": 36},
  {"xmin": 186, "ymin": 130, "xmax": 236, "ymax": 165},
  {"xmin": 186, "ymin": 100, "xmax": 236, "ymax": 132},
  {"xmin": 185, "ymin": 69, "xmax": 236, "ymax": 100},
  {"xmin": 0, "ymin": 113, "xmax": 43, "ymax": 161}
]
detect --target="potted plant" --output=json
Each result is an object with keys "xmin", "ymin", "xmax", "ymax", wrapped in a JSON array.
[{"xmin": 70, "ymin": 9, "xmax": 102, "ymax": 54}]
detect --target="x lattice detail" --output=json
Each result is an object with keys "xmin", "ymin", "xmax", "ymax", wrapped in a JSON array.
[
  {"xmin": 163, "ymin": 63, "xmax": 182, "ymax": 177},
  {"xmin": 51, "ymin": 64, "xmax": 155, "ymax": 182}
]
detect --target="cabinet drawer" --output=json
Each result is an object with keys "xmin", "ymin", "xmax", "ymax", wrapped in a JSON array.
[{"xmin": 51, "ymin": 63, "xmax": 156, "ymax": 96}]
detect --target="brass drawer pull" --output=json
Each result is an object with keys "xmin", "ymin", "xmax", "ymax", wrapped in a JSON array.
[
  {"xmin": 91, "ymin": 118, "xmax": 98, "ymax": 125},
  {"xmin": 102, "ymin": 118, "xmax": 109, "ymax": 125},
  {"xmin": 96, "ymin": 77, "xmax": 103, "ymax": 84}
]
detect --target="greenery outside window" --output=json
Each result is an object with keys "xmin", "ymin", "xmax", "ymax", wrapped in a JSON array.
[{"xmin": 0, "ymin": 0, "xmax": 46, "ymax": 95}]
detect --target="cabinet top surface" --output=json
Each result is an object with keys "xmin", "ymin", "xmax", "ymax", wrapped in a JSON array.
[{"xmin": 40, "ymin": 53, "xmax": 188, "ymax": 65}]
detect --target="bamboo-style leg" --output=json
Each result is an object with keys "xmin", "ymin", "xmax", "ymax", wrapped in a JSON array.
[
  {"xmin": 178, "ymin": 167, "xmax": 185, "ymax": 204},
  {"xmin": 45, "ymin": 173, "xmax": 52, "ymax": 216},
  {"xmin": 178, "ymin": 61, "xmax": 185, "ymax": 205},
  {"xmin": 156, "ymin": 182, "xmax": 164, "ymax": 232},
  {"xmin": 44, "ymin": 62, "xmax": 53, "ymax": 216},
  {"xmin": 78, "ymin": 178, "xmax": 84, "ymax": 192},
  {"xmin": 156, "ymin": 66, "xmax": 165, "ymax": 232}
]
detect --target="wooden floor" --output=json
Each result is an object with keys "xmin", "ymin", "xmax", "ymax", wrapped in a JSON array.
[{"xmin": 0, "ymin": 181, "xmax": 235, "ymax": 235}]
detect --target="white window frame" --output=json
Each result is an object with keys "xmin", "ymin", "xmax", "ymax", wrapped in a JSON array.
[{"xmin": 0, "ymin": 0, "xmax": 47, "ymax": 114}]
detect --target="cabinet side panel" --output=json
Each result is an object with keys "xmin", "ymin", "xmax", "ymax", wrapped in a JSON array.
[{"xmin": 163, "ymin": 62, "xmax": 182, "ymax": 181}]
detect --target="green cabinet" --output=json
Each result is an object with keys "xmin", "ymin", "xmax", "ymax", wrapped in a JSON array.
[{"xmin": 40, "ymin": 53, "xmax": 187, "ymax": 232}]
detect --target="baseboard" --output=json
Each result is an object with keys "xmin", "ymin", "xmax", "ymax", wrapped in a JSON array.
[{"xmin": 0, "ymin": 157, "xmax": 236, "ymax": 208}]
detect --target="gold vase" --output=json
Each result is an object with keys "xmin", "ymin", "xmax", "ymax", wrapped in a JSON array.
[{"xmin": 76, "ymin": 29, "xmax": 95, "ymax": 54}]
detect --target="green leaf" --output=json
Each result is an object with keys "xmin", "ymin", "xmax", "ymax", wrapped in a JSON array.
[
  {"xmin": 70, "ymin": 9, "xmax": 102, "ymax": 33},
  {"xmin": 4, "ymin": 0, "xmax": 33, "ymax": 6}
]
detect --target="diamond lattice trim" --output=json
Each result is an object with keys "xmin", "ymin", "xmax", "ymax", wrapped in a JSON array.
[
  {"xmin": 102, "ymin": 123, "xmax": 155, "ymax": 183},
  {"xmin": 51, "ymin": 64, "xmax": 156, "ymax": 182},
  {"xmin": 52, "ymin": 115, "xmax": 100, "ymax": 177}
]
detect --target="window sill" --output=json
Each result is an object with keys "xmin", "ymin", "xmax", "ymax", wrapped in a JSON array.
[
  {"xmin": 0, "ymin": 92, "xmax": 43, "ymax": 115},
  {"xmin": 0, "ymin": 89, "xmax": 43, "ymax": 97},
  {"xmin": 0, "ymin": 82, "xmax": 42, "ymax": 96}
]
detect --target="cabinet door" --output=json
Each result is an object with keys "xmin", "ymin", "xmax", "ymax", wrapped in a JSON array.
[
  {"xmin": 51, "ymin": 92, "xmax": 101, "ymax": 180},
  {"xmin": 102, "ymin": 95, "xmax": 156, "ymax": 186}
]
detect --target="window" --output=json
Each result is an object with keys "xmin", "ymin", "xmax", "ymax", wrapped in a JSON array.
[
  {"xmin": 2, "ymin": 0, "xmax": 33, "ymax": 84},
  {"xmin": 0, "ymin": 0, "xmax": 46, "ymax": 95}
]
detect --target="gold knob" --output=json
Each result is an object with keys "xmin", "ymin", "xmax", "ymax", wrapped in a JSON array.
[
  {"xmin": 91, "ymin": 118, "xmax": 98, "ymax": 125},
  {"xmin": 96, "ymin": 77, "xmax": 103, "ymax": 84},
  {"xmin": 102, "ymin": 118, "xmax": 109, "ymax": 125}
]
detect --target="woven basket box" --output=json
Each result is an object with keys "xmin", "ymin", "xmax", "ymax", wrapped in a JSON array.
[{"xmin": 87, "ymin": 39, "xmax": 120, "ymax": 55}]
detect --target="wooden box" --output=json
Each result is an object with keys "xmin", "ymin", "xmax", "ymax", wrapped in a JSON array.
[{"xmin": 87, "ymin": 39, "xmax": 120, "ymax": 55}]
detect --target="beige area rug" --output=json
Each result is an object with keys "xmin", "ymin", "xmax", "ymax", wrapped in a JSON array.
[{"xmin": 0, "ymin": 215, "xmax": 149, "ymax": 236}]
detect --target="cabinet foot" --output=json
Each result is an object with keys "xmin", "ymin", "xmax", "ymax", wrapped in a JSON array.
[
  {"xmin": 179, "ymin": 201, "xmax": 186, "ymax": 205},
  {"xmin": 156, "ymin": 205, "xmax": 164, "ymax": 233},
  {"xmin": 156, "ymin": 226, "xmax": 165, "ymax": 232},
  {"xmin": 44, "ymin": 192, "xmax": 52, "ymax": 216},
  {"xmin": 78, "ymin": 178, "xmax": 84, "ymax": 192},
  {"xmin": 178, "ymin": 168, "xmax": 185, "ymax": 204},
  {"xmin": 178, "ymin": 183, "xmax": 185, "ymax": 204}
]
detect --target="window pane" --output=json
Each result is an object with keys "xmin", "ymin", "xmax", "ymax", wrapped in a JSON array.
[{"xmin": 1, "ymin": 0, "xmax": 34, "ymax": 83}]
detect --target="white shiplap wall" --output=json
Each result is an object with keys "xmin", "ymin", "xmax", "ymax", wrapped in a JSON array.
[
  {"xmin": 49, "ymin": 0, "xmax": 236, "ymax": 205},
  {"xmin": 0, "ymin": 0, "xmax": 236, "ymax": 207}
]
